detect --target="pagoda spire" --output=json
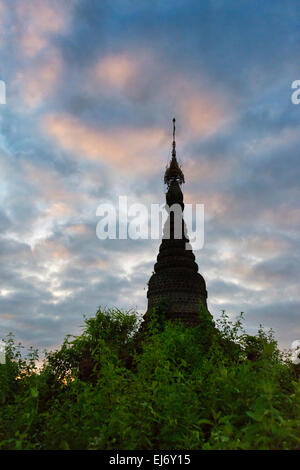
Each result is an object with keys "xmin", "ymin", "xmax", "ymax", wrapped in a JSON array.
[
  {"xmin": 164, "ymin": 118, "xmax": 185, "ymax": 187},
  {"xmin": 143, "ymin": 119, "xmax": 208, "ymax": 328}
]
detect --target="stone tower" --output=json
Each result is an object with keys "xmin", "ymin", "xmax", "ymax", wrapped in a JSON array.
[{"xmin": 144, "ymin": 119, "xmax": 208, "ymax": 326}]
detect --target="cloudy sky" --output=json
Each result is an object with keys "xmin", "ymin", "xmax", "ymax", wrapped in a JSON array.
[{"xmin": 0, "ymin": 0, "xmax": 299, "ymax": 352}]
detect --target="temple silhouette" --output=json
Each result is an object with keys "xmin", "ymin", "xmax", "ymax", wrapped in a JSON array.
[
  {"xmin": 79, "ymin": 120, "xmax": 210, "ymax": 381},
  {"xmin": 144, "ymin": 119, "xmax": 208, "ymax": 326}
]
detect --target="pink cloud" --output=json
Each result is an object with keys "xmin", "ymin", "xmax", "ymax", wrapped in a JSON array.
[
  {"xmin": 44, "ymin": 203, "xmax": 74, "ymax": 218},
  {"xmin": 65, "ymin": 224, "xmax": 92, "ymax": 236},
  {"xmin": 94, "ymin": 54, "xmax": 139, "ymax": 91},
  {"xmin": 89, "ymin": 50, "xmax": 231, "ymax": 141},
  {"xmin": 16, "ymin": 0, "xmax": 74, "ymax": 57},
  {"xmin": 183, "ymin": 156, "xmax": 232, "ymax": 183},
  {"xmin": 164, "ymin": 76, "xmax": 231, "ymax": 138},
  {"xmin": 178, "ymin": 91, "xmax": 227, "ymax": 137},
  {"xmin": 42, "ymin": 113, "xmax": 167, "ymax": 174},
  {"xmin": 246, "ymin": 235, "xmax": 289, "ymax": 257},
  {"xmin": 23, "ymin": 161, "xmax": 76, "ymax": 205},
  {"xmin": 185, "ymin": 190, "xmax": 232, "ymax": 219},
  {"xmin": 0, "ymin": 2, "xmax": 7, "ymax": 48},
  {"xmin": 21, "ymin": 162, "xmax": 92, "ymax": 239},
  {"xmin": 14, "ymin": 50, "xmax": 62, "ymax": 110},
  {"xmin": 37, "ymin": 239, "xmax": 71, "ymax": 261}
]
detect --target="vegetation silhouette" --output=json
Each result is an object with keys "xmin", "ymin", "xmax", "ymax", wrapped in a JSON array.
[{"xmin": 0, "ymin": 304, "xmax": 300, "ymax": 450}]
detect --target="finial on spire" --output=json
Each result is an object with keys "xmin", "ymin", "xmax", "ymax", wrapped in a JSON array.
[
  {"xmin": 164, "ymin": 118, "xmax": 185, "ymax": 187},
  {"xmin": 172, "ymin": 118, "xmax": 176, "ymax": 157}
]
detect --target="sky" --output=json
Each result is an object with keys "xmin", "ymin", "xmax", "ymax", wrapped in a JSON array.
[{"xmin": 0, "ymin": 0, "xmax": 299, "ymax": 352}]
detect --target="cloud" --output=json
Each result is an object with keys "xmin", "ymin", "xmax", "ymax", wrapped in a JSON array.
[
  {"xmin": 94, "ymin": 53, "xmax": 139, "ymax": 91},
  {"xmin": 42, "ymin": 113, "xmax": 166, "ymax": 173},
  {"xmin": 0, "ymin": 0, "xmax": 299, "ymax": 353},
  {"xmin": 23, "ymin": 161, "xmax": 77, "ymax": 205},
  {"xmin": 177, "ymin": 88, "xmax": 229, "ymax": 137},
  {"xmin": 184, "ymin": 155, "xmax": 231, "ymax": 183},
  {"xmin": 244, "ymin": 125, "xmax": 300, "ymax": 157},
  {"xmin": 16, "ymin": 0, "xmax": 74, "ymax": 57},
  {"xmin": 249, "ymin": 254, "xmax": 300, "ymax": 288},
  {"xmin": 0, "ymin": 2, "xmax": 8, "ymax": 49},
  {"xmin": 14, "ymin": 50, "xmax": 62, "ymax": 110}
]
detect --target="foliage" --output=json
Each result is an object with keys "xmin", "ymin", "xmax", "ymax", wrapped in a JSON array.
[{"xmin": 0, "ymin": 306, "xmax": 299, "ymax": 450}]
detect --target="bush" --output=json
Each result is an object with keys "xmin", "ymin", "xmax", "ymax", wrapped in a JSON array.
[{"xmin": 0, "ymin": 307, "xmax": 299, "ymax": 450}]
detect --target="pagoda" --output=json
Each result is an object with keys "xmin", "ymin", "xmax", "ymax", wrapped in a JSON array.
[{"xmin": 144, "ymin": 119, "xmax": 208, "ymax": 326}]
